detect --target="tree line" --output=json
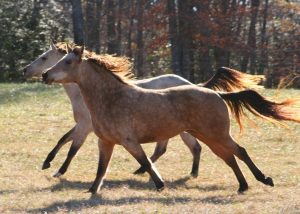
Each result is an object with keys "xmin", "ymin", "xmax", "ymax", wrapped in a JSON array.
[{"xmin": 0, "ymin": 0, "xmax": 299, "ymax": 87}]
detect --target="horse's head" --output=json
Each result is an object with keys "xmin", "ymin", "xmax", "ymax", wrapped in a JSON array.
[
  {"xmin": 42, "ymin": 45, "xmax": 84, "ymax": 84},
  {"xmin": 23, "ymin": 41, "xmax": 64, "ymax": 79}
]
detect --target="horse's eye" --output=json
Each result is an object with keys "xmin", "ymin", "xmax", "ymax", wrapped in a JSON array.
[
  {"xmin": 65, "ymin": 60, "xmax": 71, "ymax": 65},
  {"xmin": 41, "ymin": 56, "xmax": 47, "ymax": 61}
]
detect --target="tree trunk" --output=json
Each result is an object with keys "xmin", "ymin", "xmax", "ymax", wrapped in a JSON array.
[
  {"xmin": 136, "ymin": 0, "xmax": 144, "ymax": 77},
  {"xmin": 106, "ymin": 0, "xmax": 118, "ymax": 54},
  {"xmin": 213, "ymin": 0, "xmax": 231, "ymax": 69},
  {"xmin": 194, "ymin": 1, "xmax": 213, "ymax": 81},
  {"xmin": 85, "ymin": 0, "xmax": 95, "ymax": 50},
  {"xmin": 258, "ymin": 0, "xmax": 268, "ymax": 75},
  {"xmin": 116, "ymin": 0, "xmax": 123, "ymax": 54},
  {"xmin": 167, "ymin": 0, "xmax": 180, "ymax": 76},
  {"xmin": 241, "ymin": 0, "xmax": 260, "ymax": 73},
  {"xmin": 94, "ymin": 0, "xmax": 103, "ymax": 53},
  {"xmin": 126, "ymin": 0, "xmax": 134, "ymax": 58},
  {"xmin": 70, "ymin": 0, "xmax": 84, "ymax": 45},
  {"xmin": 177, "ymin": 0, "xmax": 193, "ymax": 79}
]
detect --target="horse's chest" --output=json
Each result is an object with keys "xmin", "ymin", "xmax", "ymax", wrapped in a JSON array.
[{"xmin": 91, "ymin": 113, "xmax": 122, "ymax": 142}]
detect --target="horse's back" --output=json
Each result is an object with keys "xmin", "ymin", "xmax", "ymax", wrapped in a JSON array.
[
  {"xmin": 164, "ymin": 85, "xmax": 231, "ymax": 139},
  {"xmin": 129, "ymin": 85, "xmax": 231, "ymax": 141},
  {"xmin": 134, "ymin": 74, "xmax": 193, "ymax": 89}
]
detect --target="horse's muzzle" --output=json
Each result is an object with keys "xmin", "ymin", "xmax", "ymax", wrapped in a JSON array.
[
  {"xmin": 42, "ymin": 72, "xmax": 49, "ymax": 83},
  {"xmin": 23, "ymin": 67, "xmax": 27, "ymax": 75}
]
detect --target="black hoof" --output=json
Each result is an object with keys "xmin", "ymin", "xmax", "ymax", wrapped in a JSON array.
[
  {"xmin": 156, "ymin": 186, "xmax": 165, "ymax": 192},
  {"xmin": 264, "ymin": 177, "xmax": 274, "ymax": 187},
  {"xmin": 88, "ymin": 186, "xmax": 98, "ymax": 194},
  {"xmin": 238, "ymin": 184, "xmax": 249, "ymax": 193},
  {"xmin": 133, "ymin": 167, "xmax": 146, "ymax": 175},
  {"xmin": 156, "ymin": 182, "xmax": 165, "ymax": 192},
  {"xmin": 42, "ymin": 162, "xmax": 51, "ymax": 170},
  {"xmin": 190, "ymin": 171, "xmax": 198, "ymax": 178}
]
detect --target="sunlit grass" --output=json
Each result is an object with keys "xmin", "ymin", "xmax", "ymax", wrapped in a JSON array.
[{"xmin": 0, "ymin": 83, "xmax": 299, "ymax": 213}]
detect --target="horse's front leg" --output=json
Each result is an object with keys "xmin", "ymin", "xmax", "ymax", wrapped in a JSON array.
[
  {"xmin": 89, "ymin": 139, "xmax": 115, "ymax": 194},
  {"xmin": 133, "ymin": 140, "xmax": 169, "ymax": 174},
  {"xmin": 53, "ymin": 133, "xmax": 88, "ymax": 177},
  {"xmin": 122, "ymin": 139, "xmax": 165, "ymax": 191},
  {"xmin": 42, "ymin": 126, "xmax": 75, "ymax": 170}
]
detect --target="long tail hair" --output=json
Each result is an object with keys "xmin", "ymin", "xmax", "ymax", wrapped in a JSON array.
[
  {"xmin": 218, "ymin": 89, "xmax": 300, "ymax": 129},
  {"xmin": 200, "ymin": 67, "xmax": 264, "ymax": 91}
]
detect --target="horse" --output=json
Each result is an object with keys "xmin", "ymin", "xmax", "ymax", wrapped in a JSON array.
[
  {"xmin": 42, "ymin": 45, "xmax": 300, "ymax": 194},
  {"xmin": 23, "ymin": 42, "xmax": 262, "ymax": 177}
]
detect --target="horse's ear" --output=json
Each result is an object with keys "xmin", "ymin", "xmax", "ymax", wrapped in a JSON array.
[
  {"xmin": 80, "ymin": 45, "xmax": 84, "ymax": 55},
  {"xmin": 66, "ymin": 43, "xmax": 72, "ymax": 53},
  {"xmin": 50, "ymin": 39, "xmax": 57, "ymax": 50},
  {"xmin": 73, "ymin": 45, "xmax": 84, "ymax": 59}
]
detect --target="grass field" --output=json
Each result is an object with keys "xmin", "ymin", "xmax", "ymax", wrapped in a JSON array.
[{"xmin": 0, "ymin": 83, "xmax": 299, "ymax": 213}]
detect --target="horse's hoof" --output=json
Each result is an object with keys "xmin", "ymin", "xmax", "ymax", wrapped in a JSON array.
[
  {"xmin": 156, "ymin": 182, "xmax": 165, "ymax": 192},
  {"xmin": 52, "ymin": 171, "xmax": 62, "ymax": 178},
  {"xmin": 190, "ymin": 171, "xmax": 198, "ymax": 178},
  {"xmin": 133, "ymin": 167, "xmax": 146, "ymax": 175},
  {"xmin": 157, "ymin": 186, "xmax": 165, "ymax": 192},
  {"xmin": 42, "ymin": 162, "xmax": 51, "ymax": 170},
  {"xmin": 88, "ymin": 187, "xmax": 98, "ymax": 194},
  {"xmin": 237, "ymin": 184, "xmax": 248, "ymax": 193},
  {"xmin": 264, "ymin": 177, "xmax": 274, "ymax": 187}
]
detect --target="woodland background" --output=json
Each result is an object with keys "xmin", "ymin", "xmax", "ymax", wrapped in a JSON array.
[{"xmin": 0, "ymin": 0, "xmax": 299, "ymax": 87}]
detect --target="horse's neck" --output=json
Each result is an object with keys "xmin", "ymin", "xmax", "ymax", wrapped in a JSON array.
[
  {"xmin": 77, "ymin": 62, "xmax": 128, "ymax": 115},
  {"xmin": 62, "ymin": 83, "xmax": 91, "ymax": 122}
]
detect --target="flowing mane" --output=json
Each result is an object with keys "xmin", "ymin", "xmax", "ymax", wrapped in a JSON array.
[
  {"xmin": 84, "ymin": 51, "xmax": 134, "ymax": 85},
  {"xmin": 59, "ymin": 43, "xmax": 134, "ymax": 84},
  {"xmin": 55, "ymin": 42, "xmax": 76, "ymax": 54},
  {"xmin": 85, "ymin": 52, "xmax": 133, "ymax": 76}
]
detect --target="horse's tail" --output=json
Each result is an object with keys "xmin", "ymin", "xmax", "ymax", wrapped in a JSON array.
[
  {"xmin": 218, "ymin": 89, "xmax": 300, "ymax": 129},
  {"xmin": 200, "ymin": 67, "xmax": 264, "ymax": 91}
]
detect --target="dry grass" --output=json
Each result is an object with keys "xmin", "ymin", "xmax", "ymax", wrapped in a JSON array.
[{"xmin": 0, "ymin": 83, "xmax": 299, "ymax": 214}]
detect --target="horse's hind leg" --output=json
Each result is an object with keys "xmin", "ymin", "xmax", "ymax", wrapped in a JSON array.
[
  {"xmin": 208, "ymin": 144, "xmax": 248, "ymax": 192},
  {"xmin": 53, "ymin": 130, "xmax": 89, "ymax": 177},
  {"xmin": 180, "ymin": 132, "xmax": 202, "ymax": 177},
  {"xmin": 133, "ymin": 139, "xmax": 169, "ymax": 175},
  {"xmin": 42, "ymin": 126, "xmax": 75, "ymax": 170},
  {"xmin": 227, "ymin": 137, "xmax": 274, "ymax": 188}
]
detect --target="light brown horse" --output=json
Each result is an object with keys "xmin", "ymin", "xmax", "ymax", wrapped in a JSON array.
[
  {"xmin": 43, "ymin": 46, "xmax": 300, "ymax": 194},
  {"xmin": 23, "ymin": 42, "xmax": 263, "ymax": 177}
]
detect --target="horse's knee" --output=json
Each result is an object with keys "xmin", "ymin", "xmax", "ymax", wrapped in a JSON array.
[
  {"xmin": 157, "ymin": 146, "xmax": 167, "ymax": 156},
  {"xmin": 67, "ymin": 145, "xmax": 79, "ymax": 157},
  {"xmin": 193, "ymin": 142, "xmax": 201, "ymax": 157},
  {"xmin": 237, "ymin": 145, "xmax": 248, "ymax": 160}
]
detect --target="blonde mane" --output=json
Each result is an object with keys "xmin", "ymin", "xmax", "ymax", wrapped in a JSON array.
[
  {"xmin": 55, "ymin": 42, "xmax": 76, "ymax": 54},
  {"xmin": 55, "ymin": 42, "xmax": 134, "ymax": 83}
]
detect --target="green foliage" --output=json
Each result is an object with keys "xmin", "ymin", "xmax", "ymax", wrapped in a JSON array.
[{"xmin": 0, "ymin": 0, "xmax": 71, "ymax": 82}]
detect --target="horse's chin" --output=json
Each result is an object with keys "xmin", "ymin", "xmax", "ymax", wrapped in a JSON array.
[
  {"xmin": 24, "ymin": 72, "xmax": 34, "ymax": 80},
  {"xmin": 43, "ymin": 78, "xmax": 54, "ymax": 85},
  {"xmin": 25, "ymin": 75, "xmax": 41, "ymax": 81}
]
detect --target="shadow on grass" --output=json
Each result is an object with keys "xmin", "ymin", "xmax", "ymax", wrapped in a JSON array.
[
  {"xmin": 21, "ymin": 176, "xmax": 245, "ymax": 213},
  {"xmin": 41, "ymin": 176, "xmax": 227, "ymax": 193},
  {"xmin": 27, "ymin": 193, "xmax": 242, "ymax": 213},
  {"xmin": 0, "ymin": 83, "xmax": 61, "ymax": 104},
  {"xmin": 0, "ymin": 189, "xmax": 19, "ymax": 195}
]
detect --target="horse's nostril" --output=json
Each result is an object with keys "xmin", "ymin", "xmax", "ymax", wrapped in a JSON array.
[{"xmin": 42, "ymin": 72, "xmax": 48, "ymax": 82}]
